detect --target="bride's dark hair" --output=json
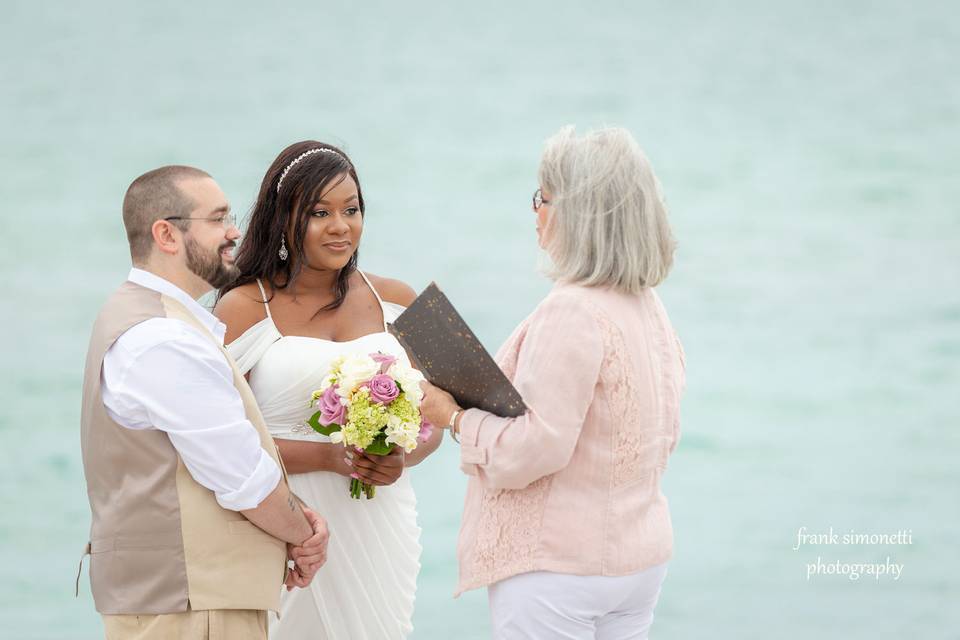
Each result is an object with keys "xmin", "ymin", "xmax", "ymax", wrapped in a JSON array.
[{"xmin": 219, "ymin": 140, "xmax": 365, "ymax": 310}]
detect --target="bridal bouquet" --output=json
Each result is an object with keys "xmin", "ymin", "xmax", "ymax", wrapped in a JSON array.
[{"xmin": 307, "ymin": 352, "xmax": 433, "ymax": 499}]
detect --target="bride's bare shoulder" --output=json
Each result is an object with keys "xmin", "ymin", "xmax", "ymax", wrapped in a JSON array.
[
  {"xmin": 214, "ymin": 282, "xmax": 270, "ymax": 343},
  {"xmin": 364, "ymin": 272, "xmax": 417, "ymax": 307}
]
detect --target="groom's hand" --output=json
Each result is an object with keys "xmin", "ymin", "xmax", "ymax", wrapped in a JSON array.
[
  {"xmin": 350, "ymin": 447, "xmax": 405, "ymax": 486},
  {"xmin": 284, "ymin": 554, "xmax": 312, "ymax": 591},
  {"xmin": 287, "ymin": 506, "xmax": 329, "ymax": 589}
]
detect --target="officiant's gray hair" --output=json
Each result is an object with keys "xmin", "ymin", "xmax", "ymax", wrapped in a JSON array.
[
  {"xmin": 538, "ymin": 126, "xmax": 675, "ymax": 292},
  {"xmin": 123, "ymin": 165, "xmax": 211, "ymax": 263}
]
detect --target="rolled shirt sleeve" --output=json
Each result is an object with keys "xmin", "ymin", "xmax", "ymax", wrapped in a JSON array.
[
  {"xmin": 102, "ymin": 320, "xmax": 281, "ymax": 511},
  {"xmin": 457, "ymin": 292, "xmax": 604, "ymax": 490}
]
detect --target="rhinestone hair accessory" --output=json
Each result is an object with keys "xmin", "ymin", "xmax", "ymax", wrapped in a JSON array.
[{"xmin": 276, "ymin": 148, "xmax": 346, "ymax": 193}]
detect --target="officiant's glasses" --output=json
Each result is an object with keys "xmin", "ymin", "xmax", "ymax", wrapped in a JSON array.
[
  {"xmin": 532, "ymin": 188, "xmax": 551, "ymax": 211},
  {"xmin": 164, "ymin": 212, "xmax": 237, "ymax": 228}
]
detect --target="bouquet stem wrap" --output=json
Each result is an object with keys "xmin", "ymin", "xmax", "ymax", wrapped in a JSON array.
[{"xmin": 350, "ymin": 478, "xmax": 376, "ymax": 500}]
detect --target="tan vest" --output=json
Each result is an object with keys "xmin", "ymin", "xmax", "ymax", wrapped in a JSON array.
[{"xmin": 79, "ymin": 281, "xmax": 287, "ymax": 615}]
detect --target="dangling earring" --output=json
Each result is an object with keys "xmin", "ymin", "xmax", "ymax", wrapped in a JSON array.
[{"xmin": 279, "ymin": 235, "xmax": 289, "ymax": 261}]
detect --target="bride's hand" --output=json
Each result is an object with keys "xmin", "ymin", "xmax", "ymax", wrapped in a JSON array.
[
  {"xmin": 326, "ymin": 444, "xmax": 355, "ymax": 477},
  {"xmin": 349, "ymin": 447, "xmax": 405, "ymax": 486}
]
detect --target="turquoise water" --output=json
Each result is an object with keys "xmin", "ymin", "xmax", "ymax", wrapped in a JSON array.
[{"xmin": 2, "ymin": 1, "xmax": 958, "ymax": 638}]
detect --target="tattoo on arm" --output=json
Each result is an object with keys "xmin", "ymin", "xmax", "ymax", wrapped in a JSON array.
[{"xmin": 287, "ymin": 493, "xmax": 298, "ymax": 512}]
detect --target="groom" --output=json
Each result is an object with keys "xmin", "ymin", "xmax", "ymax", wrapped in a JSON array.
[{"xmin": 79, "ymin": 165, "xmax": 327, "ymax": 639}]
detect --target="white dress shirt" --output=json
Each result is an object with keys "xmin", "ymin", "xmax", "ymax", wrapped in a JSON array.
[{"xmin": 101, "ymin": 268, "xmax": 282, "ymax": 511}]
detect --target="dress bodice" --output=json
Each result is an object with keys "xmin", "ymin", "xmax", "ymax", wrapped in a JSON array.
[{"xmin": 227, "ymin": 273, "xmax": 409, "ymax": 441}]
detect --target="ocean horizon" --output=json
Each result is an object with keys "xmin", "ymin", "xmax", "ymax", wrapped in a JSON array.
[{"xmin": 1, "ymin": 1, "xmax": 958, "ymax": 638}]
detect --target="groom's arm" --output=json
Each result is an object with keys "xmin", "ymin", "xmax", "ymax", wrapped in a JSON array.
[
  {"xmin": 102, "ymin": 318, "xmax": 311, "ymax": 544},
  {"xmin": 240, "ymin": 479, "xmax": 313, "ymax": 544}
]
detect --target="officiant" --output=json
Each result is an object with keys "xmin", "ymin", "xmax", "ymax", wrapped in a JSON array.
[{"xmin": 420, "ymin": 126, "xmax": 686, "ymax": 640}]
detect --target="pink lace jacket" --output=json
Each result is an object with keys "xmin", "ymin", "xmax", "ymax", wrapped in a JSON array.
[{"xmin": 455, "ymin": 282, "xmax": 685, "ymax": 595}]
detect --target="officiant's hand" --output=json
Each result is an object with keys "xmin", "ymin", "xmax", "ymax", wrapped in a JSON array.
[
  {"xmin": 419, "ymin": 381, "xmax": 460, "ymax": 430},
  {"xmin": 348, "ymin": 447, "xmax": 405, "ymax": 486}
]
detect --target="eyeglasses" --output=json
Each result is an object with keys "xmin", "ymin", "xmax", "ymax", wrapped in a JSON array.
[
  {"xmin": 164, "ymin": 212, "xmax": 237, "ymax": 228},
  {"xmin": 532, "ymin": 188, "xmax": 551, "ymax": 211}
]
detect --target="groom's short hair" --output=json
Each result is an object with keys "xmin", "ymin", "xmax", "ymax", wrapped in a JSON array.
[{"xmin": 122, "ymin": 165, "xmax": 212, "ymax": 263}]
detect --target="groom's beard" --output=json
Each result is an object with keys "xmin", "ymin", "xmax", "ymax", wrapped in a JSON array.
[{"xmin": 185, "ymin": 235, "xmax": 240, "ymax": 290}]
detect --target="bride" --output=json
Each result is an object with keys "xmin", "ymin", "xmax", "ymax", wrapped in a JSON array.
[{"xmin": 214, "ymin": 141, "xmax": 442, "ymax": 639}]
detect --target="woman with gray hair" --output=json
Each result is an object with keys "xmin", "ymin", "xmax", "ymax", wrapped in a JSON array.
[{"xmin": 421, "ymin": 126, "xmax": 685, "ymax": 639}]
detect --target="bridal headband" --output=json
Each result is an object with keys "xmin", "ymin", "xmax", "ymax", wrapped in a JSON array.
[{"xmin": 276, "ymin": 148, "xmax": 347, "ymax": 193}]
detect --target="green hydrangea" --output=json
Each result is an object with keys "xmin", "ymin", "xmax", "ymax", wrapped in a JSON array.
[
  {"xmin": 339, "ymin": 389, "xmax": 424, "ymax": 452},
  {"xmin": 388, "ymin": 392, "xmax": 421, "ymax": 426},
  {"xmin": 342, "ymin": 388, "xmax": 389, "ymax": 449}
]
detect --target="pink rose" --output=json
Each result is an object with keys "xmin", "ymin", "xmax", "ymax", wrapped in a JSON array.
[
  {"xmin": 418, "ymin": 418, "xmax": 434, "ymax": 442},
  {"xmin": 371, "ymin": 351, "xmax": 397, "ymax": 373},
  {"xmin": 319, "ymin": 385, "xmax": 347, "ymax": 425},
  {"xmin": 368, "ymin": 374, "xmax": 400, "ymax": 404}
]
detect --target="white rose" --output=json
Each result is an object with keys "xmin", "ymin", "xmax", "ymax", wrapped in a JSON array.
[
  {"xmin": 387, "ymin": 362, "xmax": 426, "ymax": 405},
  {"xmin": 337, "ymin": 354, "xmax": 381, "ymax": 397}
]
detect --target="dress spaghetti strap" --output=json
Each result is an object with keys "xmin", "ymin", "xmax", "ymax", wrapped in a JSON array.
[
  {"xmin": 357, "ymin": 270, "xmax": 389, "ymax": 331},
  {"xmin": 255, "ymin": 279, "xmax": 273, "ymax": 320}
]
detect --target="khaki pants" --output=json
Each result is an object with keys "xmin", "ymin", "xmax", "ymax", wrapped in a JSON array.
[{"xmin": 102, "ymin": 609, "xmax": 267, "ymax": 640}]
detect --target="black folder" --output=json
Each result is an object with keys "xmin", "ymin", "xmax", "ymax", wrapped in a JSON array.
[{"xmin": 387, "ymin": 282, "xmax": 526, "ymax": 418}]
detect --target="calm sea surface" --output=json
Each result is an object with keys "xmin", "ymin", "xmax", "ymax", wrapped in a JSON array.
[{"xmin": 1, "ymin": 2, "xmax": 958, "ymax": 638}]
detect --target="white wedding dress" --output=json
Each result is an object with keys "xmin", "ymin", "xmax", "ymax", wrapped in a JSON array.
[{"xmin": 227, "ymin": 272, "xmax": 421, "ymax": 640}]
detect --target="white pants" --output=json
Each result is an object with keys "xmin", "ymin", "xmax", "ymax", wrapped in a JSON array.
[{"xmin": 487, "ymin": 563, "xmax": 669, "ymax": 640}]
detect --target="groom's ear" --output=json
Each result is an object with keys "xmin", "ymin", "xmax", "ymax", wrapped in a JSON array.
[{"xmin": 151, "ymin": 219, "xmax": 182, "ymax": 257}]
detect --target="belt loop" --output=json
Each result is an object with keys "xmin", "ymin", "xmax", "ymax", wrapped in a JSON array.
[{"xmin": 75, "ymin": 542, "xmax": 91, "ymax": 598}]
